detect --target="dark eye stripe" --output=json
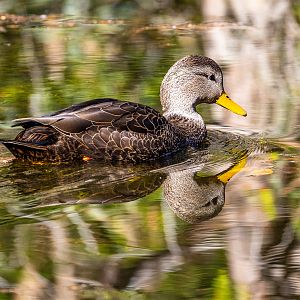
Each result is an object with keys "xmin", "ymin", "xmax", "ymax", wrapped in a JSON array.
[
  {"xmin": 195, "ymin": 72, "xmax": 217, "ymax": 82},
  {"xmin": 194, "ymin": 72, "xmax": 208, "ymax": 78}
]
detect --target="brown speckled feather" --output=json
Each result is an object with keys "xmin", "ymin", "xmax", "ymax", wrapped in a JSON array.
[{"xmin": 5, "ymin": 98, "xmax": 186, "ymax": 162}]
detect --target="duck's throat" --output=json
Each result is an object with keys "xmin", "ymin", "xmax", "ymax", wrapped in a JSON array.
[{"xmin": 164, "ymin": 112, "xmax": 206, "ymax": 146}]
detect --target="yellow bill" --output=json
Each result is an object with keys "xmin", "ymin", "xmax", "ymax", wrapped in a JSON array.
[
  {"xmin": 217, "ymin": 157, "xmax": 247, "ymax": 184},
  {"xmin": 216, "ymin": 92, "xmax": 247, "ymax": 117}
]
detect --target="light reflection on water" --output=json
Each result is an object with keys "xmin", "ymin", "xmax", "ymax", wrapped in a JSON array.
[{"xmin": 0, "ymin": 14, "xmax": 299, "ymax": 300}]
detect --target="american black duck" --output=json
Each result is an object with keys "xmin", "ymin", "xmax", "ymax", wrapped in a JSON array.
[{"xmin": 0, "ymin": 55, "xmax": 247, "ymax": 162}]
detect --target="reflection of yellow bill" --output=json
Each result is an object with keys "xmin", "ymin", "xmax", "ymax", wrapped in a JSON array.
[
  {"xmin": 217, "ymin": 157, "xmax": 247, "ymax": 183},
  {"xmin": 216, "ymin": 92, "xmax": 247, "ymax": 117}
]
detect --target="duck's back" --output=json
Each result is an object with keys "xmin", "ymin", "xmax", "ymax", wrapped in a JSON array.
[{"xmin": 3, "ymin": 98, "xmax": 185, "ymax": 162}]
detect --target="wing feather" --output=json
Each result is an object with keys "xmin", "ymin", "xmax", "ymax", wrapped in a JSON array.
[{"xmin": 12, "ymin": 98, "xmax": 168, "ymax": 135}]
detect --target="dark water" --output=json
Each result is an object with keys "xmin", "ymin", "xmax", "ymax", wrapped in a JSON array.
[{"xmin": 0, "ymin": 13, "xmax": 299, "ymax": 300}]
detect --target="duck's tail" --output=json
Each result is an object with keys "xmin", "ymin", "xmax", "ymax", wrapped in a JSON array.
[{"xmin": 0, "ymin": 139, "xmax": 47, "ymax": 161}]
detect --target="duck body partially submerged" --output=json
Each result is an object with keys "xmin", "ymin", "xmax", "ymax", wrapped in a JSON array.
[
  {"xmin": 1, "ymin": 56, "xmax": 247, "ymax": 162},
  {"xmin": 4, "ymin": 98, "xmax": 193, "ymax": 162}
]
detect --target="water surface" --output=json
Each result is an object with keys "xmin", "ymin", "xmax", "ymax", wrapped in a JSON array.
[{"xmin": 0, "ymin": 14, "xmax": 299, "ymax": 300}]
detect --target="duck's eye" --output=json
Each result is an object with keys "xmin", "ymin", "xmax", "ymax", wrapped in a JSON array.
[{"xmin": 209, "ymin": 74, "xmax": 216, "ymax": 82}]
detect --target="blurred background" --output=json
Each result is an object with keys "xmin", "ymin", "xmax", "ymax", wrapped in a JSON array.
[
  {"xmin": 0, "ymin": 1, "xmax": 299, "ymax": 299},
  {"xmin": 0, "ymin": 0, "xmax": 299, "ymax": 137}
]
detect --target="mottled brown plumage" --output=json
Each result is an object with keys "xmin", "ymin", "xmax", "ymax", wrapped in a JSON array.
[{"xmin": 1, "ymin": 55, "xmax": 246, "ymax": 162}]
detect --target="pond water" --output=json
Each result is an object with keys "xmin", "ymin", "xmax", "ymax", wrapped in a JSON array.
[{"xmin": 0, "ymin": 13, "xmax": 299, "ymax": 300}]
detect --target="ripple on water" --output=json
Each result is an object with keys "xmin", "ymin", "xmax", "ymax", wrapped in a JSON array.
[{"xmin": 0, "ymin": 127, "xmax": 294, "ymax": 225}]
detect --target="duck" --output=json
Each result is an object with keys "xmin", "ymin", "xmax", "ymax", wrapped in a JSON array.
[{"xmin": 0, "ymin": 55, "xmax": 247, "ymax": 163}]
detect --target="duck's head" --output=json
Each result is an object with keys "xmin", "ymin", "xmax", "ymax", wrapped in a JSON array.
[{"xmin": 160, "ymin": 55, "xmax": 247, "ymax": 117}]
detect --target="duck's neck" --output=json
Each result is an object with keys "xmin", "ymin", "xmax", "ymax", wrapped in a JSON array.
[
  {"xmin": 163, "ymin": 110, "xmax": 206, "ymax": 146},
  {"xmin": 160, "ymin": 82, "xmax": 207, "ymax": 145}
]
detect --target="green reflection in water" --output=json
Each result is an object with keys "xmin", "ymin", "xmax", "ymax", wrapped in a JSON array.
[{"xmin": 0, "ymin": 11, "xmax": 299, "ymax": 300}]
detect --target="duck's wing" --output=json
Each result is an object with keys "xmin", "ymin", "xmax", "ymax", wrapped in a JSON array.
[{"xmin": 12, "ymin": 98, "xmax": 168, "ymax": 135}]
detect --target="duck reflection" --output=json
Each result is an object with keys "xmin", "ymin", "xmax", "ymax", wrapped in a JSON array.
[
  {"xmin": 164, "ymin": 172, "xmax": 225, "ymax": 223},
  {"xmin": 2, "ymin": 145, "xmax": 247, "ymax": 224},
  {"xmin": 163, "ymin": 158, "xmax": 246, "ymax": 223},
  {"xmin": 21, "ymin": 156, "xmax": 246, "ymax": 224},
  {"xmin": 73, "ymin": 156, "xmax": 246, "ymax": 224}
]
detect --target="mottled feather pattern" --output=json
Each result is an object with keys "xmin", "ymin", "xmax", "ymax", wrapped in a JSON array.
[
  {"xmin": 165, "ymin": 114, "xmax": 206, "ymax": 146},
  {"xmin": 6, "ymin": 99, "xmax": 188, "ymax": 162}
]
